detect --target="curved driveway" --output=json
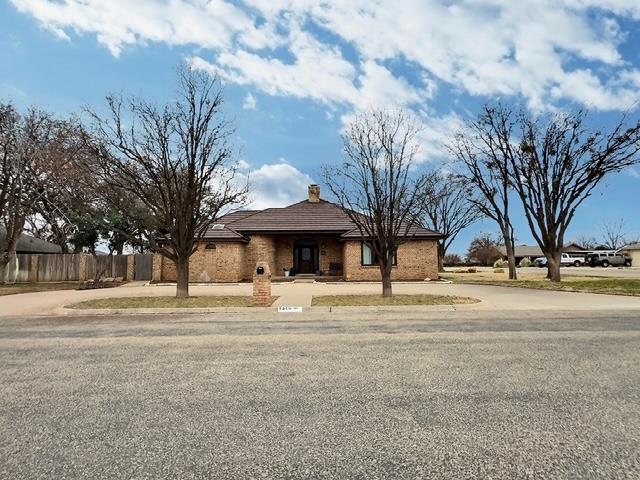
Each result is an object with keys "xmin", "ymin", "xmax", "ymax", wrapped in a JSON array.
[{"xmin": 1, "ymin": 281, "xmax": 640, "ymax": 316}]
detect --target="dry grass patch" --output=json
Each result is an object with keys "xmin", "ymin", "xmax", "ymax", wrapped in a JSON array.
[
  {"xmin": 442, "ymin": 272, "xmax": 640, "ymax": 296},
  {"xmin": 0, "ymin": 282, "xmax": 83, "ymax": 296},
  {"xmin": 69, "ymin": 296, "xmax": 277, "ymax": 309},
  {"xmin": 312, "ymin": 294, "xmax": 479, "ymax": 307}
]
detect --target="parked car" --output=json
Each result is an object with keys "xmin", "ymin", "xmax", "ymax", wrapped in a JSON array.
[
  {"xmin": 533, "ymin": 253, "xmax": 584, "ymax": 268},
  {"xmin": 586, "ymin": 252, "xmax": 632, "ymax": 267}
]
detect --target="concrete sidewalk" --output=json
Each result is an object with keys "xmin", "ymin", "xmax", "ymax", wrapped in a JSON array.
[{"xmin": 1, "ymin": 280, "xmax": 640, "ymax": 317}]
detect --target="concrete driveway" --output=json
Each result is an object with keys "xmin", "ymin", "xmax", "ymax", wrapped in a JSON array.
[
  {"xmin": 1, "ymin": 311, "xmax": 639, "ymax": 478},
  {"xmin": 1, "ymin": 280, "xmax": 640, "ymax": 316},
  {"xmin": 449, "ymin": 265, "xmax": 640, "ymax": 279}
]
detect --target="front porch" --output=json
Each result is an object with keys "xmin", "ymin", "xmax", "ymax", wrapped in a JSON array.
[
  {"xmin": 271, "ymin": 274, "xmax": 345, "ymax": 283},
  {"xmin": 266, "ymin": 234, "xmax": 345, "ymax": 279}
]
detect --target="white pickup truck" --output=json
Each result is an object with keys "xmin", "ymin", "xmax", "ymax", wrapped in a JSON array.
[{"xmin": 533, "ymin": 253, "xmax": 584, "ymax": 268}]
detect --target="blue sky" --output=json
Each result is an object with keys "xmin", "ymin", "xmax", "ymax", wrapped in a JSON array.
[{"xmin": 1, "ymin": 0, "xmax": 639, "ymax": 255}]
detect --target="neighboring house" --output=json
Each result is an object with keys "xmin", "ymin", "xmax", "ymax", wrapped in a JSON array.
[
  {"xmin": 0, "ymin": 230, "xmax": 62, "ymax": 283},
  {"xmin": 498, "ymin": 243, "xmax": 587, "ymax": 264},
  {"xmin": 156, "ymin": 185, "xmax": 442, "ymax": 282},
  {"xmin": 0, "ymin": 229, "xmax": 62, "ymax": 254},
  {"xmin": 620, "ymin": 243, "xmax": 640, "ymax": 266}
]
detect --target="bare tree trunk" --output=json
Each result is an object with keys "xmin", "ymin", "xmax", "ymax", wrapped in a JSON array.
[
  {"xmin": 501, "ymin": 227, "xmax": 518, "ymax": 280},
  {"xmin": 546, "ymin": 251, "xmax": 562, "ymax": 282},
  {"xmin": 5, "ymin": 251, "xmax": 17, "ymax": 283},
  {"xmin": 176, "ymin": 255, "xmax": 190, "ymax": 298},
  {"xmin": 0, "ymin": 254, "xmax": 8, "ymax": 285},
  {"xmin": 380, "ymin": 262, "xmax": 393, "ymax": 297},
  {"xmin": 0, "ymin": 248, "xmax": 19, "ymax": 284},
  {"xmin": 506, "ymin": 250, "xmax": 517, "ymax": 280},
  {"xmin": 90, "ymin": 251, "xmax": 106, "ymax": 284}
]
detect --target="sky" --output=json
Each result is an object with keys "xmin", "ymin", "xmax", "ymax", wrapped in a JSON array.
[{"xmin": 1, "ymin": 0, "xmax": 639, "ymax": 255}]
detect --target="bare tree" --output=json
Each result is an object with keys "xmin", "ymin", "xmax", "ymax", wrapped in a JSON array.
[
  {"xmin": 449, "ymin": 106, "xmax": 519, "ymax": 279},
  {"xmin": 443, "ymin": 253, "xmax": 463, "ymax": 266},
  {"xmin": 601, "ymin": 219, "xmax": 628, "ymax": 250},
  {"xmin": 572, "ymin": 235, "xmax": 598, "ymax": 251},
  {"xmin": 0, "ymin": 104, "xmax": 81, "ymax": 282},
  {"xmin": 322, "ymin": 108, "xmax": 430, "ymax": 297},
  {"xmin": 422, "ymin": 171, "xmax": 483, "ymax": 272},
  {"xmin": 510, "ymin": 109, "xmax": 640, "ymax": 281},
  {"xmin": 85, "ymin": 66, "xmax": 247, "ymax": 298},
  {"xmin": 465, "ymin": 232, "xmax": 503, "ymax": 266}
]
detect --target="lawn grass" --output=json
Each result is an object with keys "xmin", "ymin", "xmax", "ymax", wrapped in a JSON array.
[
  {"xmin": 69, "ymin": 296, "xmax": 278, "ymax": 309},
  {"xmin": 0, "ymin": 282, "xmax": 82, "ymax": 297},
  {"xmin": 311, "ymin": 294, "xmax": 479, "ymax": 307},
  {"xmin": 441, "ymin": 272, "xmax": 640, "ymax": 296}
]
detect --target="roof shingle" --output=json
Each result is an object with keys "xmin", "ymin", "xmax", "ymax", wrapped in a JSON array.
[
  {"xmin": 226, "ymin": 200, "xmax": 356, "ymax": 232},
  {"xmin": 200, "ymin": 198, "xmax": 444, "ymax": 240}
]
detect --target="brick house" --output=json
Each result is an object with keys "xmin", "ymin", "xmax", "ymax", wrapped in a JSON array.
[{"xmin": 154, "ymin": 185, "xmax": 442, "ymax": 282}]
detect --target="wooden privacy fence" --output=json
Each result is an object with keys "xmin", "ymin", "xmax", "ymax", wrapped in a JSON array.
[
  {"xmin": 85, "ymin": 255, "xmax": 129, "ymax": 281},
  {"xmin": 134, "ymin": 254, "xmax": 154, "ymax": 280},
  {"xmin": 35, "ymin": 254, "xmax": 81, "ymax": 282},
  {"xmin": 6, "ymin": 253, "xmax": 155, "ymax": 283},
  {"xmin": 13, "ymin": 254, "xmax": 34, "ymax": 283}
]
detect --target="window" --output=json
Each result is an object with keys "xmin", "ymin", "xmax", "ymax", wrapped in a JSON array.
[
  {"xmin": 361, "ymin": 242, "xmax": 397, "ymax": 266},
  {"xmin": 205, "ymin": 242, "xmax": 216, "ymax": 250}
]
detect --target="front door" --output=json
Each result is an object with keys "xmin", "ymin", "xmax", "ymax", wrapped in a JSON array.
[{"xmin": 294, "ymin": 240, "xmax": 318, "ymax": 274}]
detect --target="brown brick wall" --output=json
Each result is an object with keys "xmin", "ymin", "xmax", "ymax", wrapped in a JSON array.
[
  {"xmin": 252, "ymin": 261, "xmax": 272, "ymax": 306},
  {"xmin": 126, "ymin": 256, "xmax": 134, "ymax": 281},
  {"xmin": 244, "ymin": 235, "xmax": 277, "ymax": 279},
  {"xmin": 159, "ymin": 241, "xmax": 245, "ymax": 282},
  {"xmin": 156, "ymin": 235, "xmax": 438, "ymax": 283},
  {"xmin": 343, "ymin": 239, "xmax": 438, "ymax": 281},
  {"xmin": 319, "ymin": 237, "xmax": 343, "ymax": 274}
]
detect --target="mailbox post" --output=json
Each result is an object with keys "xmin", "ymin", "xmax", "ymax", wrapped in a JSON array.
[{"xmin": 252, "ymin": 261, "xmax": 272, "ymax": 306}]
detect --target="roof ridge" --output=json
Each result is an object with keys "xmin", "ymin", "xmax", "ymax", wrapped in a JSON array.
[{"xmin": 223, "ymin": 209, "xmax": 263, "ymax": 225}]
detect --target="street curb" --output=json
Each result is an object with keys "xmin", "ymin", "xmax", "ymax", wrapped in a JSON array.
[{"xmin": 57, "ymin": 300, "xmax": 485, "ymax": 316}]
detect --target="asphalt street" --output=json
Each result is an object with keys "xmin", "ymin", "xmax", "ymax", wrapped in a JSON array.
[{"xmin": 1, "ymin": 311, "xmax": 639, "ymax": 479}]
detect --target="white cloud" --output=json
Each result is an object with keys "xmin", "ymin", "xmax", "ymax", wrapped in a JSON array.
[
  {"xmin": 11, "ymin": 0, "xmax": 640, "ymax": 110},
  {"xmin": 243, "ymin": 0, "xmax": 640, "ymax": 111},
  {"xmin": 245, "ymin": 162, "xmax": 315, "ymax": 209},
  {"xmin": 416, "ymin": 111, "xmax": 465, "ymax": 163},
  {"xmin": 190, "ymin": 25, "xmax": 360, "ymax": 105},
  {"xmin": 10, "ymin": 0, "xmax": 282, "ymax": 57},
  {"xmin": 242, "ymin": 92, "xmax": 257, "ymax": 110},
  {"xmin": 237, "ymin": 159, "xmax": 252, "ymax": 170},
  {"xmin": 550, "ymin": 68, "xmax": 640, "ymax": 110}
]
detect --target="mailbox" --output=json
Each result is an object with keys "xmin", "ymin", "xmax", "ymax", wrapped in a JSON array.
[{"xmin": 256, "ymin": 266, "xmax": 265, "ymax": 275}]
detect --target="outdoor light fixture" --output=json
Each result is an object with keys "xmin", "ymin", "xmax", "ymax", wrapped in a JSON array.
[{"xmin": 256, "ymin": 266, "xmax": 265, "ymax": 275}]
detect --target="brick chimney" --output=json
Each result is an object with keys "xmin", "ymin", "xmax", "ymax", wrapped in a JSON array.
[{"xmin": 308, "ymin": 184, "xmax": 321, "ymax": 203}]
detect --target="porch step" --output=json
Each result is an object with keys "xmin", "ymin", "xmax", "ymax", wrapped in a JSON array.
[
  {"xmin": 294, "ymin": 274, "xmax": 316, "ymax": 278},
  {"xmin": 293, "ymin": 278, "xmax": 316, "ymax": 284}
]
